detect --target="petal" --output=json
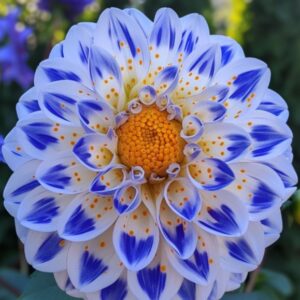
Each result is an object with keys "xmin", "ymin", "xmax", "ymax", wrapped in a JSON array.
[
  {"xmin": 67, "ymin": 227, "xmax": 123, "ymax": 292},
  {"xmin": 34, "ymin": 58, "xmax": 92, "ymax": 89},
  {"xmin": 212, "ymin": 58, "xmax": 271, "ymax": 119},
  {"xmin": 73, "ymin": 133, "xmax": 116, "ymax": 171},
  {"xmin": 39, "ymin": 80, "xmax": 97, "ymax": 126},
  {"xmin": 154, "ymin": 65, "xmax": 179, "ymax": 95},
  {"xmin": 167, "ymin": 226, "xmax": 218, "ymax": 285},
  {"xmin": 113, "ymin": 203, "xmax": 159, "ymax": 271},
  {"xmin": 236, "ymin": 111, "xmax": 292, "ymax": 160},
  {"xmin": 260, "ymin": 209, "xmax": 282, "ymax": 247},
  {"xmin": 86, "ymin": 270, "xmax": 137, "ymax": 300},
  {"xmin": 175, "ymin": 43, "xmax": 221, "ymax": 99},
  {"xmin": 227, "ymin": 162, "xmax": 285, "ymax": 220},
  {"xmin": 58, "ymin": 192, "xmax": 117, "ymax": 242},
  {"xmin": 187, "ymin": 157, "xmax": 235, "ymax": 191},
  {"xmin": 125, "ymin": 8, "xmax": 153, "ymax": 37},
  {"xmin": 196, "ymin": 190, "xmax": 248, "ymax": 237},
  {"xmin": 210, "ymin": 35, "xmax": 244, "ymax": 66},
  {"xmin": 16, "ymin": 87, "xmax": 40, "ymax": 119},
  {"xmin": 36, "ymin": 152, "xmax": 96, "ymax": 194},
  {"xmin": 198, "ymin": 122, "xmax": 251, "ymax": 162},
  {"xmin": 49, "ymin": 41, "xmax": 64, "ymax": 59},
  {"xmin": 226, "ymin": 272, "xmax": 248, "ymax": 292},
  {"xmin": 128, "ymin": 244, "xmax": 183, "ymax": 300},
  {"xmin": 18, "ymin": 187, "xmax": 72, "ymax": 232},
  {"xmin": 94, "ymin": 8, "xmax": 150, "ymax": 91},
  {"xmin": 173, "ymin": 279, "xmax": 196, "ymax": 300},
  {"xmin": 63, "ymin": 24, "xmax": 93, "ymax": 68},
  {"xmin": 179, "ymin": 13, "xmax": 209, "ymax": 58},
  {"xmin": 257, "ymin": 89, "xmax": 289, "ymax": 122},
  {"xmin": 148, "ymin": 8, "xmax": 182, "ymax": 73},
  {"xmin": 164, "ymin": 177, "xmax": 201, "ymax": 221},
  {"xmin": 77, "ymin": 99, "xmax": 115, "ymax": 134},
  {"xmin": 157, "ymin": 198, "xmax": 197, "ymax": 259},
  {"xmin": 89, "ymin": 45, "xmax": 125, "ymax": 111},
  {"xmin": 24, "ymin": 230, "xmax": 70, "ymax": 272},
  {"xmin": 181, "ymin": 100, "xmax": 226, "ymax": 123},
  {"xmin": 17, "ymin": 112, "xmax": 84, "ymax": 160},
  {"xmin": 180, "ymin": 115, "xmax": 204, "ymax": 143},
  {"xmin": 2, "ymin": 127, "xmax": 32, "ymax": 171},
  {"xmin": 3, "ymin": 160, "xmax": 41, "ymax": 217},
  {"xmin": 90, "ymin": 165, "xmax": 128, "ymax": 195},
  {"xmin": 113, "ymin": 184, "xmax": 141, "ymax": 215},
  {"xmin": 219, "ymin": 222, "xmax": 265, "ymax": 272}
]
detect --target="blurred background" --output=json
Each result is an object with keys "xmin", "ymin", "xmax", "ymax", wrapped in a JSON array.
[{"xmin": 0, "ymin": 0, "xmax": 300, "ymax": 299}]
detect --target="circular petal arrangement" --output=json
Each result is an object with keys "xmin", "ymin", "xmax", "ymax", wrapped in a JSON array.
[{"xmin": 2, "ymin": 7, "xmax": 297, "ymax": 300}]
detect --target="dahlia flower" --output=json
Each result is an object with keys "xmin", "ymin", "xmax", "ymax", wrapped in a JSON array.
[
  {"xmin": 0, "ymin": 8, "xmax": 33, "ymax": 88},
  {"xmin": 2, "ymin": 7, "xmax": 297, "ymax": 300}
]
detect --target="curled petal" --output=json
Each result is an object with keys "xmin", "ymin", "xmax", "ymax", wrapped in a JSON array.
[
  {"xmin": 67, "ymin": 227, "xmax": 123, "ymax": 293},
  {"xmin": 180, "ymin": 115, "xmax": 204, "ymax": 143},
  {"xmin": 196, "ymin": 190, "xmax": 248, "ymax": 237},
  {"xmin": 187, "ymin": 157, "xmax": 235, "ymax": 191},
  {"xmin": 130, "ymin": 166, "xmax": 146, "ymax": 184},
  {"xmin": 113, "ymin": 203, "xmax": 159, "ymax": 271},
  {"xmin": 183, "ymin": 143, "xmax": 201, "ymax": 162},
  {"xmin": 58, "ymin": 192, "xmax": 117, "ymax": 242},
  {"xmin": 139, "ymin": 85, "xmax": 157, "ymax": 105},
  {"xmin": 164, "ymin": 177, "xmax": 201, "ymax": 221},
  {"xmin": 90, "ymin": 165, "xmax": 127, "ymax": 195}
]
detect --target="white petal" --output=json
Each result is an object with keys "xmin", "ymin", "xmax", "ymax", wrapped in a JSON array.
[
  {"xmin": 58, "ymin": 192, "xmax": 117, "ymax": 242},
  {"xmin": 113, "ymin": 203, "xmax": 159, "ymax": 271},
  {"xmin": 49, "ymin": 42, "xmax": 64, "ymax": 59},
  {"xmin": 25, "ymin": 230, "xmax": 70, "ymax": 272},
  {"xmin": 67, "ymin": 227, "xmax": 123, "ymax": 292},
  {"xmin": 125, "ymin": 8, "xmax": 153, "ymax": 37}
]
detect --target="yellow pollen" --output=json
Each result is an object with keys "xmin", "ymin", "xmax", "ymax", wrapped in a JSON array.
[{"xmin": 117, "ymin": 105, "xmax": 186, "ymax": 177}]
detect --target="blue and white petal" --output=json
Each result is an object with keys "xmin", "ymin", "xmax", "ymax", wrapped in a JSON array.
[
  {"xmin": 227, "ymin": 162, "xmax": 285, "ymax": 220},
  {"xmin": 219, "ymin": 222, "xmax": 265, "ymax": 272},
  {"xmin": 175, "ymin": 43, "xmax": 221, "ymax": 98},
  {"xmin": 95, "ymin": 8, "xmax": 150, "ymax": 92},
  {"xmin": 128, "ymin": 244, "xmax": 183, "ymax": 300},
  {"xmin": 236, "ymin": 111, "xmax": 292, "ymax": 160},
  {"xmin": 24, "ymin": 230, "xmax": 70, "ymax": 272},
  {"xmin": 39, "ymin": 80, "xmax": 97, "ymax": 126},
  {"xmin": 167, "ymin": 226, "xmax": 218, "ymax": 285},
  {"xmin": 173, "ymin": 279, "xmax": 196, "ymax": 300},
  {"xmin": 148, "ymin": 8, "xmax": 182, "ymax": 73},
  {"xmin": 18, "ymin": 187, "xmax": 73, "ymax": 232},
  {"xmin": 58, "ymin": 192, "xmax": 117, "ymax": 242},
  {"xmin": 212, "ymin": 58, "xmax": 270, "ymax": 119},
  {"xmin": 16, "ymin": 87, "xmax": 40, "ymax": 119},
  {"xmin": 198, "ymin": 122, "xmax": 251, "ymax": 162},
  {"xmin": 77, "ymin": 99, "xmax": 115, "ymax": 134},
  {"xmin": 73, "ymin": 133, "xmax": 117, "ymax": 172},
  {"xmin": 16, "ymin": 112, "xmax": 84, "ymax": 159},
  {"xmin": 89, "ymin": 45, "xmax": 125, "ymax": 111},
  {"xmin": 90, "ymin": 165, "xmax": 128, "ymax": 195},
  {"xmin": 3, "ymin": 160, "xmax": 41, "ymax": 217},
  {"xmin": 179, "ymin": 13, "xmax": 209, "ymax": 58},
  {"xmin": 154, "ymin": 65, "xmax": 179, "ymax": 95},
  {"xmin": 125, "ymin": 8, "xmax": 153, "ymax": 38},
  {"xmin": 157, "ymin": 198, "xmax": 197, "ymax": 259},
  {"xmin": 49, "ymin": 41, "xmax": 64, "ymax": 59},
  {"xmin": 2, "ymin": 127, "xmax": 32, "ymax": 171},
  {"xmin": 164, "ymin": 177, "xmax": 202, "ymax": 221},
  {"xmin": 113, "ymin": 203, "xmax": 159, "ymax": 271},
  {"xmin": 113, "ymin": 184, "xmax": 141, "ymax": 215},
  {"xmin": 36, "ymin": 152, "xmax": 96, "ymax": 194},
  {"xmin": 210, "ymin": 35, "xmax": 244, "ymax": 67},
  {"xmin": 63, "ymin": 24, "xmax": 93, "ymax": 69},
  {"xmin": 15, "ymin": 220, "xmax": 29, "ymax": 244},
  {"xmin": 196, "ymin": 190, "xmax": 248, "ymax": 237},
  {"xmin": 86, "ymin": 270, "xmax": 137, "ymax": 300},
  {"xmin": 67, "ymin": 227, "xmax": 123, "ymax": 293},
  {"xmin": 34, "ymin": 58, "xmax": 92, "ymax": 89},
  {"xmin": 257, "ymin": 89, "xmax": 289, "ymax": 122},
  {"xmin": 181, "ymin": 115, "xmax": 204, "ymax": 143},
  {"xmin": 187, "ymin": 157, "xmax": 235, "ymax": 191}
]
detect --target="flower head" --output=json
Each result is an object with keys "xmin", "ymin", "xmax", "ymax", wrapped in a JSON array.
[
  {"xmin": 0, "ymin": 8, "xmax": 33, "ymax": 88},
  {"xmin": 2, "ymin": 7, "xmax": 297, "ymax": 300},
  {"xmin": 38, "ymin": 0, "xmax": 94, "ymax": 19}
]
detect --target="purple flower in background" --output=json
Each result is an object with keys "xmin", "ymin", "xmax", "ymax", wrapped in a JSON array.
[
  {"xmin": 38, "ymin": 0, "xmax": 94, "ymax": 19},
  {"xmin": 0, "ymin": 135, "xmax": 4, "ymax": 163},
  {"xmin": 0, "ymin": 8, "xmax": 33, "ymax": 88}
]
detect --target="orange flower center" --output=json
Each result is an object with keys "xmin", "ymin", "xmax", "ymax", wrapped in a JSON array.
[{"xmin": 117, "ymin": 105, "xmax": 186, "ymax": 177}]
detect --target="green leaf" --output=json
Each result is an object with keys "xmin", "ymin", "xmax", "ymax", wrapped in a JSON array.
[
  {"xmin": 19, "ymin": 271, "xmax": 76, "ymax": 300},
  {"xmin": 222, "ymin": 289, "xmax": 280, "ymax": 300},
  {"xmin": 260, "ymin": 269, "xmax": 294, "ymax": 297}
]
